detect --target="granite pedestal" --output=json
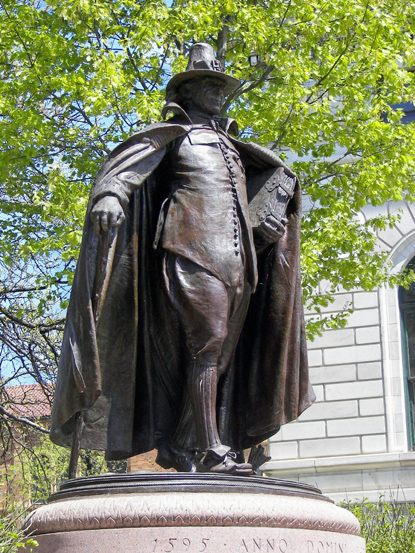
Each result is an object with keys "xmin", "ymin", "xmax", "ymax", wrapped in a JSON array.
[{"xmin": 23, "ymin": 472, "xmax": 365, "ymax": 553}]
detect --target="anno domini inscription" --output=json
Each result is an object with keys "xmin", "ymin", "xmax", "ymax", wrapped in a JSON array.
[{"xmin": 150, "ymin": 536, "xmax": 351, "ymax": 553}]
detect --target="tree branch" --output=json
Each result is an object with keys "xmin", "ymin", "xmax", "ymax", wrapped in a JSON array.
[
  {"xmin": 222, "ymin": 64, "xmax": 275, "ymax": 112},
  {"xmin": 126, "ymin": 47, "xmax": 148, "ymax": 92},
  {"xmin": 0, "ymin": 306, "xmax": 65, "ymax": 331},
  {"xmin": 217, "ymin": 16, "xmax": 233, "ymax": 69},
  {"xmin": 0, "ymin": 405, "xmax": 49, "ymax": 434}
]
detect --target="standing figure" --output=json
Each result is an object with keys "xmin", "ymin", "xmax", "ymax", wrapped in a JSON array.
[{"xmin": 50, "ymin": 43, "xmax": 315, "ymax": 475}]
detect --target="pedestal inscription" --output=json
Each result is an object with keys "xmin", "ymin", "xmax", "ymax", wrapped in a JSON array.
[
  {"xmin": 23, "ymin": 473, "xmax": 366, "ymax": 553},
  {"xmin": 26, "ymin": 527, "xmax": 365, "ymax": 553}
]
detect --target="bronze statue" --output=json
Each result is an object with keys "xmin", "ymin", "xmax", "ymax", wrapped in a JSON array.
[{"xmin": 50, "ymin": 43, "xmax": 315, "ymax": 476}]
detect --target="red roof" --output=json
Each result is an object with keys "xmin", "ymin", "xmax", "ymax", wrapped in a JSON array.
[{"xmin": 3, "ymin": 384, "xmax": 53, "ymax": 419}]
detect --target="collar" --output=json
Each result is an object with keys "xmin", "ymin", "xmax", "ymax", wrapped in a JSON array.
[{"xmin": 161, "ymin": 102, "xmax": 239, "ymax": 136}]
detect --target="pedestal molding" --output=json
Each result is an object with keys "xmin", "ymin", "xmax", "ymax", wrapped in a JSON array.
[{"xmin": 24, "ymin": 485, "xmax": 360, "ymax": 537}]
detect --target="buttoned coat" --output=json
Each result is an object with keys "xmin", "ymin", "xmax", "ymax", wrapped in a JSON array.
[
  {"xmin": 50, "ymin": 104, "xmax": 315, "ymax": 460},
  {"xmin": 160, "ymin": 123, "xmax": 256, "ymax": 289}
]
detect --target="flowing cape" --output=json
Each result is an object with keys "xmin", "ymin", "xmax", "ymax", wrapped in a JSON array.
[{"xmin": 50, "ymin": 118, "xmax": 315, "ymax": 460}]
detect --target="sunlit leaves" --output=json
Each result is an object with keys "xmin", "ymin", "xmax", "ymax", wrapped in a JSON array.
[{"xmin": 0, "ymin": 0, "xmax": 414, "ymax": 346}]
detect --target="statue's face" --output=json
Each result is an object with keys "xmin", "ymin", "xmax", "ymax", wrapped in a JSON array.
[{"xmin": 189, "ymin": 77, "xmax": 225, "ymax": 115}]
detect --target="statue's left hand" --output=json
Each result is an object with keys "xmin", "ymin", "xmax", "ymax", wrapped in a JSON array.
[{"xmin": 257, "ymin": 215, "xmax": 286, "ymax": 244}]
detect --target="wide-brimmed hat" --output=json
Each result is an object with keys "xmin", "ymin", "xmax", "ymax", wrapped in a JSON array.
[{"xmin": 166, "ymin": 43, "xmax": 240, "ymax": 99}]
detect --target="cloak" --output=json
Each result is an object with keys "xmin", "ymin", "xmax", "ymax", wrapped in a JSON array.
[{"xmin": 50, "ymin": 108, "xmax": 315, "ymax": 460}]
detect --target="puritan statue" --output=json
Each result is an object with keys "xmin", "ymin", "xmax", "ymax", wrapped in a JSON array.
[{"xmin": 50, "ymin": 43, "xmax": 315, "ymax": 475}]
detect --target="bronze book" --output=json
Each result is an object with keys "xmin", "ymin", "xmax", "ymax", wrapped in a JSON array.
[{"xmin": 247, "ymin": 166, "xmax": 296, "ymax": 228}]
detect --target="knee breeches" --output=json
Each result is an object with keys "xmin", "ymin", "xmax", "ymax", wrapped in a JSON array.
[{"xmin": 163, "ymin": 253, "xmax": 250, "ymax": 366}]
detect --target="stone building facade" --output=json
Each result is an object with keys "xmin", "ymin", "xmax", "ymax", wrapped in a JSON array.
[{"xmin": 264, "ymin": 199, "xmax": 415, "ymax": 503}]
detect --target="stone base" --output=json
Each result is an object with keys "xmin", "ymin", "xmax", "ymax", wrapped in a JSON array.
[{"xmin": 23, "ymin": 472, "xmax": 365, "ymax": 553}]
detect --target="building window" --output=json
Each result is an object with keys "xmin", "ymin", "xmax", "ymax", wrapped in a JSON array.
[{"xmin": 399, "ymin": 257, "xmax": 415, "ymax": 450}]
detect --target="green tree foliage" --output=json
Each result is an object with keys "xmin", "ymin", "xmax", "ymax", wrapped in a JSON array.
[
  {"xmin": 0, "ymin": 514, "xmax": 37, "ymax": 552},
  {"xmin": 0, "ymin": 432, "xmax": 106, "ymax": 509},
  {"xmin": 0, "ymin": 0, "xmax": 414, "ymax": 393},
  {"xmin": 344, "ymin": 498, "xmax": 415, "ymax": 553}
]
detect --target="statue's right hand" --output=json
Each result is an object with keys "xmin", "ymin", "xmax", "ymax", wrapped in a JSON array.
[{"xmin": 91, "ymin": 196, "xmax": 125, "ymax": 236}]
